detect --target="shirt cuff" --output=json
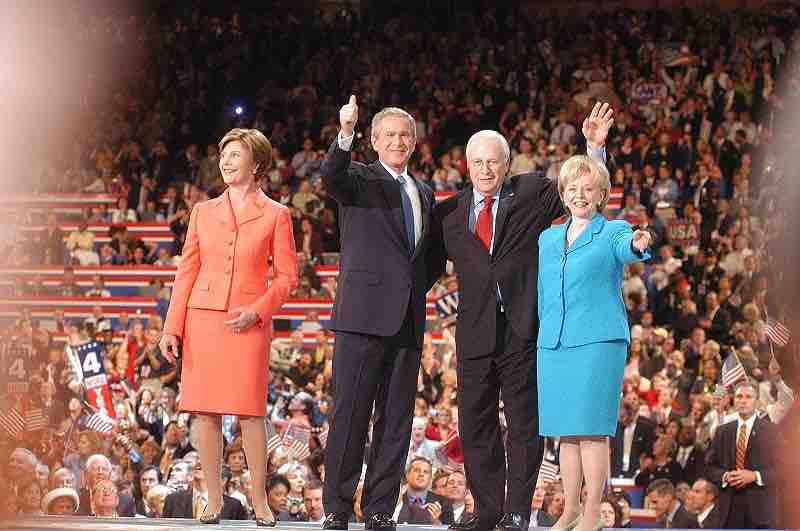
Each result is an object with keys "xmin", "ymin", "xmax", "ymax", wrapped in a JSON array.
[
  {"xmin": 338, "ymin": 131, "xmax": 355, "ymax": 151},
  {"xmin": 755, "ymin": 471, "xmax": 763, "ymax": 486},
  {"xmin": 587, "ymin": 143, "xmax": 607, "ymax": 164}
]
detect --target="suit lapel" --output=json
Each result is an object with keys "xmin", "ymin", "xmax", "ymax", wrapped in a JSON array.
[
  {"xmin": 213, "ymin": 189, "xmax": 236, "ymax": 231},
  {"xmin": 492, "ymin": 182, "xmax": 515, "ymax": 254},
  {"xmin": 237, "ymin": 192, "xmax": 266, "ymax": 226},
  {"xmin": 566, "ymin": 213, "xmax": 605, "ymax": 254},
  {"xmin": 460, "ymin": 188, "xmax": 489, "ymax": 254}
]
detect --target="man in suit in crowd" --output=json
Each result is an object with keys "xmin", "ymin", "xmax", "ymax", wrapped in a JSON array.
[
  {"xmin": 675, "ymin": 424, "xmax": 706, "ymax": 485},
  {"xmin": 707, "ymin": 381, "xmax": 776, "ymax": 528},
  {"xmin": 162, "ymin": 460, "xmax": 247, "ymax": 520},
  {"xmin": 395, "ymin": 457, "xmax": 454, "ymax": 525},
  {"xmin": 612, "ymin": 400, "xmax": 657, "ymax": 478},
  {"xmin": 647, "ymin": 479, "xmax": 699, "ymax": 528},
  {"xmin": 429, "ymin": 102, "xmax": 613, "ymax": 531},
  {"xmin": 528, "ymin": 478, "xmax": 556, "ymax": 528},
  {"xmin": 321, "ymin": 95, "xmax": 436, "ymax": 531},
  {"xmin": 687, "ymin": 479, "xmax": 722, "ymax": 529},
  {"xmin": 76, "ymin": 454, "xmax": 135, "ymax": 517}
]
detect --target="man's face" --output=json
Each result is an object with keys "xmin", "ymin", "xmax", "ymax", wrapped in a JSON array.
[
  {"xmin": 411, "ymin": 423, "xmax": 426, "ymax": 443},
  {"xmin": 88, "ymin": 458, "xmax": 111, "ymax": 485},
  {"xmin": 690, "ymin": 481, "xmax": 713, "ymax": 511},
  {"xmin": 468, "ymin": 137, "xmax": 508, "ymax": 197},
  {"xmin": 304, "ymin": 487, "xmax": 324, "ymax": 520},
  {"xmin": 447, "ymin": 472, "xmax": 467, "ymax": 501},
  {"xmin": 371, "ymin": 115, "xmax": 415, "ymax": 173},
  {"xmin": 734, "ymin": 385, "xmax": 757, "ymax": 418},
  {"xmin": 650, "ymin": 491, "xmax": 673, "ymax": 518},
  {"xmin": 406, "ymin": 460, "xmax": 432, "ymax": 491},
  {"xmin": 140, "ymin": 469, "xmax": 159, "ymax": 496}
]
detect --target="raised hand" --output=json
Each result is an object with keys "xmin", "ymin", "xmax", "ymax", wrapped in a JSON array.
[
  {"xmin": 582, "ymin": 101, "xmax": 614, "ymax": 150},
  {"xmin": 632, "ymin": 229, "xmax": 652, "ymax": 252},
  {"xmin": 339, "ymin": 94, "xmax": 359, "ymax": 137}
]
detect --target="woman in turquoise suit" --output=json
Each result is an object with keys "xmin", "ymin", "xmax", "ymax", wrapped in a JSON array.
[{"xmin": 537, "ymin": 155, "xmax": 652, "ymax": 531}]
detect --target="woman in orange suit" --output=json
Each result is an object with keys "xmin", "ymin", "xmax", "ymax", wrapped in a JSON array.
[{"xmin": 159, "ymin": 128, "xmax": 298, "ymax": 526}]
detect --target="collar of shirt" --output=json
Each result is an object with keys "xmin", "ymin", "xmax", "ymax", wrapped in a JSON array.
[
  {"xmin": 697, "ymin": 503, "xmax": 714, "ymax": 524},
  {"xmin": 737, "ymin": 413, "xmax": 757, "ymax": 434},
  {"xmin": 378, "ymin": 160, "xmax": 410, "ymax": 182},
  {"xmin": 667, "ymin": 502, "xmax": 680, "ymax": 524},
  {"xmin": 473, "ymin": 189, "xmax": 501, "ymax": 209}
]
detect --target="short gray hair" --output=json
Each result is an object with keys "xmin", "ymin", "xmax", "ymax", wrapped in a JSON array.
[
  {"xmin": 465, "ymin": 130, "xmax": 510, "ymax": 163},
  {"xmin": 371, "ymin": 107, "xmax": 416, "ymax": 138},
  {"xmin": 557, "ymin": 155, "xmax": 611, "ymax": 211}
]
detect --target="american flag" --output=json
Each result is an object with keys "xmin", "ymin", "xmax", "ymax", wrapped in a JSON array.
[
  {"xmin": 283, "ymin": 422, "xmax": 311, "ymax": 462},
  {"xmin": 85, "ymin": 411, "xmax": 115, "ymax": 433},
  {"xmin": 764, "ymin": 318, "xmax": 791, "ymax": 348},
  {"xmin": 538, "ymin": 459, "xmax": 560, "ymax": 484},
  {"xmin": 0, "ymin": 406, "xmax": 25, "ymax": 437},
  {"xmin": 317, "ymin": 425, "xmax": 329, "ymax": 448},
  {"xmin": 266, "ymin": 421, "xmax": 283, "ymax": 455},
  {"xmin": 721, "ymin": 351, "xmax": 747, "ymax": 387},
  {"xmin": 24, "ymin": 407, "xmax": 48, "ymax": 432}
]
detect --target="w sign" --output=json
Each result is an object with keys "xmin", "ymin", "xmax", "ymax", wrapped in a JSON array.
[{"xmin": 435, "ymin": 290, "xmax": 459, "ymax": 326}]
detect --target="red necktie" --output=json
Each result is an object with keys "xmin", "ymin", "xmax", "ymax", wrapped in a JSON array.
[{"xmin": 475, "ymin": 196, "xmax": 495, "ymax": 251}]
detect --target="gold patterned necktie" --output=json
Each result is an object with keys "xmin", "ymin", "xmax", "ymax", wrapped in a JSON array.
[{"xmin": 735, "ymin": 423, "xmax": 747, "ymax": 470}]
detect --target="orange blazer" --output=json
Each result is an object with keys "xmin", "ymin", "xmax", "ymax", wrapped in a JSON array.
[{"xmin": 164, "ymin": 188, "xmax": 299, "ymax": 338}]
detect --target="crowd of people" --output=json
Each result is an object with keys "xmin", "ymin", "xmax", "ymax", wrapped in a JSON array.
[{"xmin": 2, "ymin": 1, "xmax": 800, "ymax": 528}]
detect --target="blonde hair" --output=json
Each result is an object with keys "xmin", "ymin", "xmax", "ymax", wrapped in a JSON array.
[
  {"xmin": 557, "ymin": 155, "xmax": 611, "ymax": 211},
  {"xmin": 219, "ymin": 128, "xmax": 273, "ymax": 181}
]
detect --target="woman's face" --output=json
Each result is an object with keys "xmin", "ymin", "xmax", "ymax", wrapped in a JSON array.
[
  {"xmin": 22, "ymin": 483, "xmax": 42, "ymax": 510},
  {"xmin": 268, "ymin": 484, "xmax": 289, "ymax": 512},
  {"xmin": 287, "ymin": 471, "xmax": 305, "ymax": 494},
  {"xmin": 600, "ymin": 502, "xmax": 617, "ymax": 528},
  {"xmin": 220, "ymin": 140, "xmax": 257, "ymax": 186},
  {"xmin": 78, "ymin": 435, "xmax": 92, "ymax": 456},
  {"xmin": 563, "ymin": 172, "xmax": 603, "ymax": 219},
  {"xmin": 228, "ymin": 451, "xmax": 246, "ymax": 473}
]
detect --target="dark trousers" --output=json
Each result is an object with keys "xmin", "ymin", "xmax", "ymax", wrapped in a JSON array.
[
  {"xmin": 724, "ymin": 489, "xmax": 772, "ymax": 529},
  {"xmin": 323, "ymin": 310, "xmax": 420, "ymax": 518},
  {"xmin": 457, "ymin": 309, "xmax": 542, "ymax": 526}
]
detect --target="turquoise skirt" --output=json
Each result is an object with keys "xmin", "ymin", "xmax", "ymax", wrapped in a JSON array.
[{"xmin": 537, "ymin": 340, "xmax": 627, "ymax": 437}]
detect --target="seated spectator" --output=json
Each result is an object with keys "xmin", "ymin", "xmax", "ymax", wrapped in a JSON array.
[
  {"xmin": 303, "ymin": 479, "xmax": 325, "ymax": 523},
  {"xmin": 50, "ymin": 467, "xmax": 77, "ymax": 491},
  {"xmin": 446, "ymin": 470, "xmax": 471, "ymax": 525},
  {"xmin": 41, "ymin": 212, "xmax": 66, "ymax": 265},
  {"xmin": 646, "ymin": 478, "xmax": 699, "ymax": 528},
  {"xmin": 636, "ymin": 436, "xmax": 684, "ymax": 490},
  {"xmin": 599, "ymin": 496, "xmax": 624, "ymax": 529},
  {"xmin": 85, "ymin": 275, "xmax": 111, "ymax": 298},
  {"xmin": 529, "ymin": 475, "xmax": 555, "ymax": 527},
  {"xmin": 396, "ymin": 457, "xmax": 453, "ymax": 525},
  {"xmin": 158, "ymin": 422, "xmax": 195, "ymax": 478},
  {"xmin": 134, "ymin": 466, "xmax": 161, "ymax": 516},
  {"xmin": 196, "ymin": 144, "xmax": 222, "ymax": 193},
  {"xmin": 292, "ymin": 180, "xmax": 319, "ymax": 213},
  {"xmin": 17, "ymin": 479, "xmax": 45, "ymax": 516},
  {"xmin": 42, "ymin": 487, "xmax": 80, "ymax": 516},
  {"xmin": 139, "ymin": 199, "xmax": 166, "ymax": 222},
  {"xmin": 7, "ymin": 448, "xmax": 39, "ymax": 493},
  {"xmin": 295, "ymin": 217, "xmax": 323, "ymax": 262},
  {"xmin": 686, "ymin": 478, "xmax": 721, "ymax": 528},
  {"xmin": 110, "ymin": 196, "xmax": 138, "ymax": 224},
  {"xmin": 145, "ymin": 484, "xmax": 173, "ymax": 518},
  {"xmin": 65, "ymin": 218, "xmax": 99, "ymax": 265},
  {"xmin": 407, "ymin": 416, "xmax": 439, "ymax": 466},
  {"xmin": 267, "ymin": 474, "xmax": 292, "ymax": 521},
  {"xmin": 90, "ymin": 479, "xmax": 120, "ymax": 517},
  {"xmin": 153, "ymin": 247, "xmax": 176, "ymax": 266},
  {"xmin": 162, "ymin": 459, "xmax": 247, "ymax": 520},
  {"xmin": 59, "ymin": 266, "xmax": 82, "ymax": 296}
]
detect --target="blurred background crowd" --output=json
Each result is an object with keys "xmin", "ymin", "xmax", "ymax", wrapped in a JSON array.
[{"xmin": 1, "ymin": 0, "xmax": 800, "ymax": 528}]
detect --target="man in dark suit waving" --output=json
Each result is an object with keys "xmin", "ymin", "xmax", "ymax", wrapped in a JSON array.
[
  {"xmin": 707, "ymin": 380, "xmax": 777, "ymax": 528},
  {"xmin": 321, "ymin": 95, "xmax": 436, "ymax": 531},
  {"xmin": 429, "ymin": 102, "xmax": 614, "ymax": 531}
]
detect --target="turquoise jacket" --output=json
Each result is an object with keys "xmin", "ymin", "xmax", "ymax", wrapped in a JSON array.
[{"xmin": 537, "ymin": 213, "xmax": 651, "ymax": 349}]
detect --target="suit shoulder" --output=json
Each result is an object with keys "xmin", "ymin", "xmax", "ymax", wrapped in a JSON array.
[
  {"xmin": 606, "ymin": 219, "xmax": 633, "ymax": 231},
  {"xmin": 538, "ymin": 225, "xmax": 560, "ymax": 244},
  {"xmin": 434, "ymin": 190, "xmax": 464, "ymax": 215}
]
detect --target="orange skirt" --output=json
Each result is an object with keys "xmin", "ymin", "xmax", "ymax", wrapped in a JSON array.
[{"xmin": 179, "ymin": 307, "xmax": 270, "ymax": 416}]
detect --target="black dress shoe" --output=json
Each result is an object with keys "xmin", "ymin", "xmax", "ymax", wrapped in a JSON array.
[
  {"xmin": 365, "ymin": 512, "xmax": 396, "ymax": 531},
  {"xmin": 495, "ymin": 513, "xmax": 528, "ymax": 531},
  {"xmin": 449, "ymin": 513, "xmax": 490, "ymax": 530},
  {"xmin": 322, "ymin": 512, "xmax": 349, "ymax": 530},
  {"xmin": 256, "ymin": 516, "xmax": 277, "ymax": 527}
]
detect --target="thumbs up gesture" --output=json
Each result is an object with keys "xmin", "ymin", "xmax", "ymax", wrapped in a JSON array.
[{"xmin": 339, "ymin": 94, "xmax": 358, "ymax": 137}]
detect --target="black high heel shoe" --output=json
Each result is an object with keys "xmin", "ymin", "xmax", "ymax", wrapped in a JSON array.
[{"xmin": 200, "ymin": 501, "xmax": 222, "ymax": 524}]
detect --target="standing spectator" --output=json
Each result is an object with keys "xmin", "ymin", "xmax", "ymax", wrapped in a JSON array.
[
  {"xmin": 196, "ymin": 144, "xmax": 223, "ymax": 193},
  {"xmin": 89, "ymin": 479, "xmax": 121, "ymax": 518},
  {"xmin": 162, "ymin": 460, "xmax": 248, "ymax": 520},
  {"xmin": 59, "ymin": 266, "xmax": 82, "ymax": 296},
  {"xmin": 707, "ymin": 381, "xmax": 776, "ymax": 528},
  {"xmin": 41, "ymin": 212, "xmax": 65, "ymax": 265},
  {"xmin": 109, "ymin": 196, "xmax": 138, "ymax": 224}
]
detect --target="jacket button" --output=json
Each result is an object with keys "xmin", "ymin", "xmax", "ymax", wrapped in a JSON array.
[
  {"xmin": 225, "ymin": 269, "xmax": 231, "ymax": 275},
  {"xmin": 227, "ymin": 256, "xmax": 232, "ymax": 261}
]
